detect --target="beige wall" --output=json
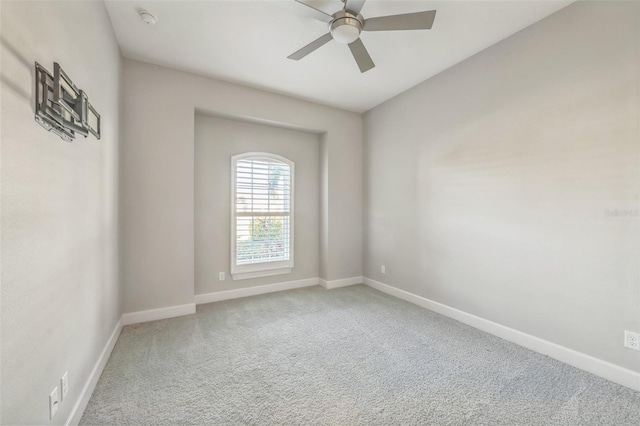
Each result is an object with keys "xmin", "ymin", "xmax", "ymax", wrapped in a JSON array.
[
  {"xmin": 195, "ymin": 115, "xmax": 320, "ymax": 294},
  {"xmin": 0, "ymin": 1, "xmax": 122, "ymax": 424},
  {"xmin": 364, "ymin": 0, "xmax": 640, "ymax": 372},
  {"xmin": 121, "ymin": 59, "xmax": 362, "ymax": 313}
]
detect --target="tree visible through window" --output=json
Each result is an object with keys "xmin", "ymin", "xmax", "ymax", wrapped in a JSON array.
[{"xmin": 231, "ymin": 153, "xmax": 294, "ymax": 280}]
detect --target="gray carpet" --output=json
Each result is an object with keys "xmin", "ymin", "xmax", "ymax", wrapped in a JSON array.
[{"xmin": 81, "ymin": 285, "xmax": 640, "ymax": 425}]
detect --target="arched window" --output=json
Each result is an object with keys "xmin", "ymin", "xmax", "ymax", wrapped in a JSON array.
[{"xmin": 230, "ymin": 153, "xmax": 294, "ymax": 280}]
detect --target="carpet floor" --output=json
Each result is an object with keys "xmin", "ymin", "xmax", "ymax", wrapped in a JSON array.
[{"xmin": 81, "ymin": 285, "xmax": 640, "ymax": 425}]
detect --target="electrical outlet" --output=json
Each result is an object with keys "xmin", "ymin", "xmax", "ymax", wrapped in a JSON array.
[
  {"xmin": 381, "ymin": 265, "xmax": 385, "ymax": 274},
  {"xmin": 49, "ymin": 387, "xmax": 59, "ymax": 420},
  {"xmin": 624, "ymin": 331, "xmax": 640, "ymax": 351},
  {"xmin": 219, "ymin": 272, "xmax": 225, "ymax": 281},
  {"xmin": 60, "ymin": 372, "xmax": 69, "ymax": 401}
]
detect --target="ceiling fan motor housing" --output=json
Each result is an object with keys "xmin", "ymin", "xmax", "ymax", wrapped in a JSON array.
[{"xmin": 330, "ymin": 10, "xmax": 364, "ymax": 44}]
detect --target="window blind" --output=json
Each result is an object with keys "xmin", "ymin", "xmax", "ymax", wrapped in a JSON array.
[{"xmin": 234, "ymin": 157, "xmax": 291, "ymax": 265}]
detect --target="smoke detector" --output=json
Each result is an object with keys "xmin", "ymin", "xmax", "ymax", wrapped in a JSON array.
[{"xmin": 137, "ymin": 9, "xmax": 157, "ymax": 25}]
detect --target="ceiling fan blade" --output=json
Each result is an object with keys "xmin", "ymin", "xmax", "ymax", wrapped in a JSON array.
[
  {"xmin": 288, "ymin": 33, "xmax": 333, "ymax": 60},
  {"xmin": 284, "ymin": 0, "xmax": 333, "ymax": 22},
  {"xmin": 345, "ymin": 0, "xmax": 366, "ymax": 14},
  {"xmin": 348, "ymin": 38, "xmax": 375, "ymax": 73},
  {"xmin": 363, "ymin": 10, "xmax": 436, "ymax": 31}
]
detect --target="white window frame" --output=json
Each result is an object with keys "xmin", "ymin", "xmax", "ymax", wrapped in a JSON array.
[{"xmin": 230, "ymin": 152, "xmax": 294, "ymax": 280}]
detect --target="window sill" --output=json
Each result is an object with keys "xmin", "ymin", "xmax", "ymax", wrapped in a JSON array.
[{"xmin": 231, "ymin": 268, "xmax": 292, "ymax": 281}]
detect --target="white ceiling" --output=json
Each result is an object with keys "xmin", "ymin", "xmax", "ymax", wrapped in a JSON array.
[{"xmin": 104, "ymin": 0, "xmax": 573, "ymax": 112}]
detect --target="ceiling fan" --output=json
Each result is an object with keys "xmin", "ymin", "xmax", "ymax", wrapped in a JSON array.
[{"xmin": 286, "ymin": 0, "xmax": 436, "ymax": 73}]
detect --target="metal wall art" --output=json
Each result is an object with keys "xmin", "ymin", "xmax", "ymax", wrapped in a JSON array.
[{"xmin": 34, "ymin": 62, "xmax": 101, "ymax": 142}]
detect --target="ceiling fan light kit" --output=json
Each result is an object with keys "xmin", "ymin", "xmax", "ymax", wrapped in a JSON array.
[
  {"xmin": 287, "ymin": 0, "xmax": 436, "ymax": 73},
  {"xmin": 330, "ymin": 10, "xmax": 363, "ymax": 44}
]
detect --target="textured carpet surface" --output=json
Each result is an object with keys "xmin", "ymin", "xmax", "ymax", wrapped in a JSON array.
[{"xmin": 81, "ymin": 285, "xmax": 640, "ymax": 425}]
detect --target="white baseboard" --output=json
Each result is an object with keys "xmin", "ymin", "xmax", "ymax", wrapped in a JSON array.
[
  {"xmin": 363, "ymin": 277, "xmax": 640, "ymax": 392},
  {"xmin": 319, "ymin": 276, "xmax": 363, "ymax": 289},
  {"xmin": 65, "ymin": 319, "xmax": 122, "ymax": 426},
  {"xmin": 121, "ymin": 303, "xmax": 196, "ymax": 326},
  {"xmin": 195, "ymin": 277, "xmax": 320, "ymax": 305}
]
